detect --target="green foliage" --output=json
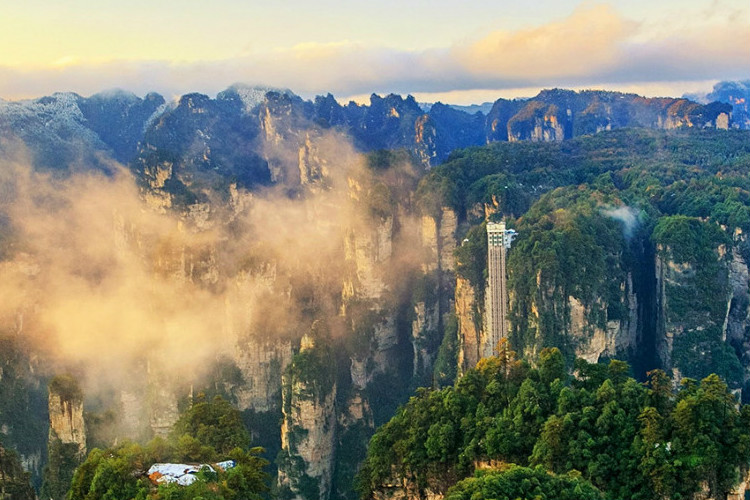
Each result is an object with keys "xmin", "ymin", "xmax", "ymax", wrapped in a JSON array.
[
  {"xmin": 48, "ymin": 374, "xmax": 83, "ymax": 404},
  {"xmin": 67, "ymin": 396, "xmax": 269, "ymax": 500},
  {"xmin": 358, "ymin": 352, "xmax": 750, "ymax": 500},
  {"xmin": 652, "ymin": 215, "xmax": 729, "ymax": 265},
  {"xmin": 444, "ymin": 465, "xmax": 602, "ymax": 500},
  {"xmin": 41, "ymin": 439, "xmax": 83, "ymax": 500},
  {"xmin": 0, "ymin": 441, "xmax": 36, "ymax": 500},
  {"xmin": 651, "ymin": 216, "xmax": 741, "ymax": 385},
  {"xmin": 286, "ymin": 339, "xmax": 336, "ymax": 401},
  {"xmin": 170, "ymin": 396, "xmax": 251, "ymax": 458},
  {"xmin": 507, "ymin": 187, "xmax": 629, "ymax": 359}
]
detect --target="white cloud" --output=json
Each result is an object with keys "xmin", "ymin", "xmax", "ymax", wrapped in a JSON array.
[{"xmin": 0, "ymin": 4, "xmax": 747, "ymax": 101}]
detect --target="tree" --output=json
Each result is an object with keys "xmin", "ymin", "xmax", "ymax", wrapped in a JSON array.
[
  {"xmin": 444, "ymin": 465, "xmax": 602, "ymax": 500},
  {"xmin": 170, "ymin": 396, "xmax": 251, "ymax": 457},
  {"xmin": 68, "ymin": 396, "xmax": 268, "ymax": 500},
  {"xmin": 0, "ymin": 441, "xmax": 35, "ymax": 500}
]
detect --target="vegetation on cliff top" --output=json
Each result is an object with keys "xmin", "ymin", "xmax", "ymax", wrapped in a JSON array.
[
  {"xmin": 357, "ymin": 346, "xmax": 750, "ymax": 500},
  {"xmin": 67, "ymin": 396, "xmax": 269, "ymax": 500},
  {"xmin": 445, "ymin": 465, "xmax": 602, "ymax": 500},
  {"xmin": 423, "ymin": 128, "xmax": 750, "ymax": 387}
]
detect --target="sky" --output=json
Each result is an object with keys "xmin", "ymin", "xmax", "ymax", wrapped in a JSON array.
[{"xmin": 0, "ymin": 0, "xmax": 748, "ymax": 104}]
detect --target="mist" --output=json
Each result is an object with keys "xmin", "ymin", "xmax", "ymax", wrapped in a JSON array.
[
  {"xmin": 602, "ymin": 205, "xmax": 641, "ymax": 240},
  {"xmin": 0, "ymin": 125, "xmax": 425, "ymax": 428}
]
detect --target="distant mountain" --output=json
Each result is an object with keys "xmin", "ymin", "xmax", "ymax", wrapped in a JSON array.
[
  {"xmin": 448, "ymin": 102, "xmax": 496, "ymax": 115},
  {"xmin": 420, "ymin": 102, "xmax": 496, "ymax": 115},
  {"xmin": 705, "ymin": 80, "xmax": 750, "ymax": 130},
  {"xmin": 0, "ymin": 86, "xmax": 736, "ymax": 183},
  {"xmin": 0, "ymin": 90, "xmax": 164, "ymax": 172}
]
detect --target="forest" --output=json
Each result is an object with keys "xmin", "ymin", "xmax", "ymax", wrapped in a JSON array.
[{"xmin": 358, "ymin": 345, "xmax": 750, "ymax": 500}]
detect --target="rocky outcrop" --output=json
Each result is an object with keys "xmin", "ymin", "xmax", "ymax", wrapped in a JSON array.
[
  {"xmin": 486, "ymin": 89, "xmax": 733, "ymax": 143},
  {"xmin": 43, "ymin": 376, "xmax": 87, "ymax": 500},
  {"xmin": 298, "ymin": 132, "xmax": 330, "ymax": 187},
  {"xmin": 654, "ymin": 238, "xmax": 732, "ymax": 384},
  {"xmin": 0, "ymin": 327, "xmax": 47, "ymax": 487},
  {"xmin": 420, "ymin": 208, "xmax": 457, "ymax": 273},
  {"xmin": 344, "ymin": 217, "xmax": 393, "ymax": 301},
  {"xmin": 119, "ymin": 390, "xmax": 148, "ymax": 440},
  {"xmin": 411, "ymin": 301, "xmax": 440, "ymax": 377},
  {"xmin": 233, "ymin": 338, "xmax": 293, "ymax": 413},
  {"xmin": 47, "ymin": 378, "xmax": 85, "ymax": 456},
  {"xmin": 410, "ymin": 207, "xmax": 457, "ymax": 378},
  {"xmin": 372, "ymin": 479, "xmax": 444, "ymax": 500},
  {"xmin": 725, "ymin": 232, "xmax": 750, "ymax": 348},
  {"xmin": 438, "ymin": 209, "xmax": 457, "ymax": 272},
  {"xmin": 342, "ymin": 215, "xmax": 400, "ymax": 378},
  {"xmin": 456, "ymin": 276, "xmax": 481, "ymax": 375},
  {"xmin": 728, "ymin": 468, "xmax": 750, "ymax": 500},
  {"xmin": 508, "ymin": 102, "xmax": 566, "ymax": 142},
  {"xmin": 420, "ymin": 216, "xmax": 439, "ymax": 273},
  {"xmin": 146, "ymin": 364, "xmax": 180, "ymax": 438},
  {"xmin": 0, "ymin": 443, "xmax": 36, "ymax": 500},
  {"xmin": 705, "ymin": 80, "xmax": 750, "ymax": 130},
  {"xmin": 565, "ymin": 273, "xmax": 638, "ymax": 363},
  {"xmin": 278, "ymin": 336, "xmax": 337, "ymax": 500}
]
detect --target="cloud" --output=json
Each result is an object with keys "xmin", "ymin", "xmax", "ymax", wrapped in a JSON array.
[
  {"xmin": 0, "ymin": 119, "xmax": 426, "ymax": 413},
  {"xmin": 456, "ymin": 5, "xmax": 636, "ymax": 81},
  {"xmin": 0, "ymin": 4, "xmax": 747, "ymax": 100},
  {"xmin": 602, "ymin": 205, "xmax": 641, "ymax": 239}
]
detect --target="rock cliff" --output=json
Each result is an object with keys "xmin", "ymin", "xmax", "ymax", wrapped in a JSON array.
[
  {"xmin": 47, "ymin": 377, "xmax": 85, "ymax": 456},
  {"xmin": 652, "ymin": 217, "xmax": 734, "ymax": 383},
  {"xmin": 278, "ymin": 335, "xmax": 338, "ymax": 500},
  {"xmin": 455, "ymin": 275, "xmax": 481, "ymax": 375},
  {"xmin": 0, "ymin": 442, "xmax": 36, "ymax": 500},
  {"xmin": 42, "ymin": 376, "xmax": 86, "ymax": 500},
  {"xmin": 233, "ymin": 338, "xmax": 293, "ymax": 413}
]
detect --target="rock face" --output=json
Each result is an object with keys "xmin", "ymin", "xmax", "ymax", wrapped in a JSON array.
[
  {"xmin": 42, "ymin": 376, "xmax": 87, "ymax": 500},
  {"xmin": 47, "ymin": 380, "xmax": 85, "ymax": 456},
  {"xmin": 489, "ymin": 90, "xmax": 734, "ymax": 143},
  {"xmin": 0, "ymin": 335, "xmax": 47, "ymax": 487},
  {"xmin": 438, "ymin": 209, "xmax": 458, "ymax": 272},
  {"xmin": 0, "ymin": 443, "xmax": 36, "ymax": 500},
  {"xmin": 726, "ymin": 234, "xmax": 750, "ymax": 387},
  {"xmin": 147, "ymin": 382, "xmax": 180, "ymax": 438},
  {"xmin": 704, "ymin": 80, "xmax": 750, "ymax": 130},
  {"xmin": 411, "ymin": 208, "xmax": 457, "ymax": 381},
  {"xmin": 278, "ymin": 337, "xmax": 338, "ymax": 500},
  {"xmin": 344, "ymin": 217, "xmax": 393, "ymax": 301},
  {"xmin": 411, "ymin": 300, "xmax": 441, "ymax": 377},
  {"xmin": 652, "ymin": 217, "xmax": 736, "ymax": 387},
  {"xmin": 567, "ymin": 283, "xmax": 638, "ymax": 363},
  {"xmin": 456, "ymin": 275, "xmax": 481, "ymax": 374},
  {"xmin": 371, "ymin": 476, "xmax": 444, "ymax": 500},
  {"xmin": 233, "ymin": 338, "xmax": 293, "ymax": 413}
]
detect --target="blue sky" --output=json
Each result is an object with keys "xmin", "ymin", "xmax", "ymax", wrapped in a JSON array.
[{"xmin": 0, "ymin": 0, "xmax": 747, "ymax": 102}]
